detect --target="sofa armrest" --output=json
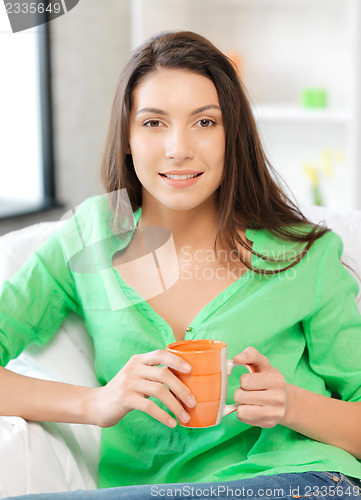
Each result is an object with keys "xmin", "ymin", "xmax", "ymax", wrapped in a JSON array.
[{"xmin": 0, "ymin": 221, "xmax": 101, "ymax": 496}]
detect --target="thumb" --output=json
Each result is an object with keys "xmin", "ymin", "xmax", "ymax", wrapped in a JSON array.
[{"xmin": 233, "ymin": 346, "xmax": 271, "ymax": 373}]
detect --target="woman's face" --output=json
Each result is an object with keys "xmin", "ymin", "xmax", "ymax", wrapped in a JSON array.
[{"xmin": 128, "ymin": 68, "xmax": 226, "ymax": 212}]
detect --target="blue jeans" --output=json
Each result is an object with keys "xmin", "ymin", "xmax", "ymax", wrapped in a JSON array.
[{"xmin": 4, "ymin": 471, "xmax": 361, "ymax": 500}]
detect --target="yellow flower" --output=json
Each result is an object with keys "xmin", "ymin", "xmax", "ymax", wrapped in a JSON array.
[
  {"xmin": 303, "ymin": 164, "xmax": 319, "ymax": 187},
  {"xmin": 321, "ymin": 149, "xmax": 334, "ymax": 178},
  {"xmin": 335, "ymin": 150, "xmax": 345, "ymax": 164}
]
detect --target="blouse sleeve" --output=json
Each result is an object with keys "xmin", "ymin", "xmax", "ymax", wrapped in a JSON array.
[
  {"xmin": 302, "ymin": 231, "xmax": 361, "ymax": 402},
  {"xmin": 0, "ymin": 228, "xmax": 82, "ymax": 367}
]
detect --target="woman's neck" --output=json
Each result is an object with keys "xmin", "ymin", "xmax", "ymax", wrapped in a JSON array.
[{"xmin": 139, "ymin": 199, "xmax": 219, "ymax": 254}]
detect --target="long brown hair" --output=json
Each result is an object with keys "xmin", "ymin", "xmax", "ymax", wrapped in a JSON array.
[{"xmin": 101, "ymin": 30, "xmax": 330, "ymax": 275}]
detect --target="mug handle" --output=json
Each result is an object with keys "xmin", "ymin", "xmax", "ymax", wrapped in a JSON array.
[{"xmin": 223, "ymin": 360, "xmax": 255, "ymax": 417}]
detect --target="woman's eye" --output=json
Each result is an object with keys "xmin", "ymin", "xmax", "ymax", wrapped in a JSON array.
[
  {"xmin": 144, "ymin": 120, "xmax": 162, "ymax": 127},
  {"xmin": 197, "ymin": 119, "xmax": 215, "ymax": 128}
]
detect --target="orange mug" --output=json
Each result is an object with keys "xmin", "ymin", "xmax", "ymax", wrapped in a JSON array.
[{"xmin": 166, "ymin": 339, "xmax": 254, "ymax": 428}]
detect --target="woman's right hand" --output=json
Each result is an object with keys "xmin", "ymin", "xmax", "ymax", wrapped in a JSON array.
[{"xmin": 89, "ymin": 349, "xmax": 197, "ymax": 428}]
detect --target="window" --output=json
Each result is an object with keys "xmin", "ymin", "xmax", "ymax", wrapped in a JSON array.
[{"xmin": 0, "ymin": 10, "xmax": 55, "ymax": 218}]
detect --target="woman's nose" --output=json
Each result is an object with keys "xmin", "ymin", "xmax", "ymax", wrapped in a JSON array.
[{"xmin": 165, "ymin": 128, "xmax": 194, "ymax": 162}]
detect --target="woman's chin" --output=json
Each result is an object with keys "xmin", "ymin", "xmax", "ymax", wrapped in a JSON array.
[
  {"xmin": 141, "ymin": 186, "xmax": 217, "ymax": 213},
  {"xmin": 157, "ymin": 196, "xmax": 209, "ymax": 213}
]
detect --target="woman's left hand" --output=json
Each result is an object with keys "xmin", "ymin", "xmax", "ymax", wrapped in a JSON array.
[{"xmin": 233, "ymin": 346, "xmax": 287, "ymax": 428}]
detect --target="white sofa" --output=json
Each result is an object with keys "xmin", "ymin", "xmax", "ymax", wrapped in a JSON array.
[
  {"xmin": 0, "ymin": 221, "xmax": 101, "ymax": 498},
  {"xmin": 0, "ymin": 204, "xmax": 361, "ymax": 498}
]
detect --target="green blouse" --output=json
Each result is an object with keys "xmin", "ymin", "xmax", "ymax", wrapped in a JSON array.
[{"xmin": 1, "ymin": 195, "xmax": 361, "ymax": 489}]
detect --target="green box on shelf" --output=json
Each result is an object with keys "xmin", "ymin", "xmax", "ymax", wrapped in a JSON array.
[{"xmin": 301, "ymin": 88, "xmax": 328, "ymax": 109}]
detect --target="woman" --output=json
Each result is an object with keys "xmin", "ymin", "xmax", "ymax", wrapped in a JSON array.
[{"xmin": 1, "ymin": 31, "xmax": 361, "ymax": 499}]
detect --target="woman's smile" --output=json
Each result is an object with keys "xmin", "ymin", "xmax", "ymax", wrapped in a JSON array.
[{"xmin": 159, "ymin": 170, "xmax": 204, "ymax": 187}]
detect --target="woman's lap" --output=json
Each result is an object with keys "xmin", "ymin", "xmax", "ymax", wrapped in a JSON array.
[{"xmin": 5, "ymin": 471, "xmax": 361, "ymax": 500}]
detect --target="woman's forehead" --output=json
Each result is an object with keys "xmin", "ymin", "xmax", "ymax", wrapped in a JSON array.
[{"xmin": 131, "ymin": 68, "xmax": 220, "ymax": 111}]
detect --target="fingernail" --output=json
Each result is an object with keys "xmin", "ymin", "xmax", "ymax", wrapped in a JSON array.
[
  {"xmin": 168, "ymin": 418, "xmax": 177, "ymax": 428},
  {"xmin": 182, "ymin": 363, "xmax": 192, "ymax": 372},
  {"xmin": 181, "ymin": 411, "xmax": 190, "ymax": 423},
  {"xmin": 187, "ymin": 395, "xmax": 197, "ymax": 407}
]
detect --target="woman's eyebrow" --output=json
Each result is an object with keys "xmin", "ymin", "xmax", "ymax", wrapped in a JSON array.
[
  {"xmin": 135, "ymin": 107, "xmax": 166, "ymax": 116},
  {"xmin": 135, "ymin": 104, "xmax": 222, "ymax": 116},
  {"xmin": 191, "ymin": 105, "xmax": 221, "ymax": 115}
]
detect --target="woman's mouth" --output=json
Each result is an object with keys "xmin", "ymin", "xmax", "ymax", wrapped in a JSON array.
[
  {"xmin": 159, "ymin": 172, "xmax": 203, "ymax": 187},
  {"xmin": 160, "ymin": 172, "xmax": 203, "ymax": 180}
]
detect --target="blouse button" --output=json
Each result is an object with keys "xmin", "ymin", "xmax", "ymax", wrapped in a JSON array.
[{"xmin": 185, "ymin": 327, "xmax": 193, "ymax": 332}]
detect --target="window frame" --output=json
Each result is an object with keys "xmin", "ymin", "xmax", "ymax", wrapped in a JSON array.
[{"xmin": 0, "ymin": 16, "xmax": 58, "ymax": 221}]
